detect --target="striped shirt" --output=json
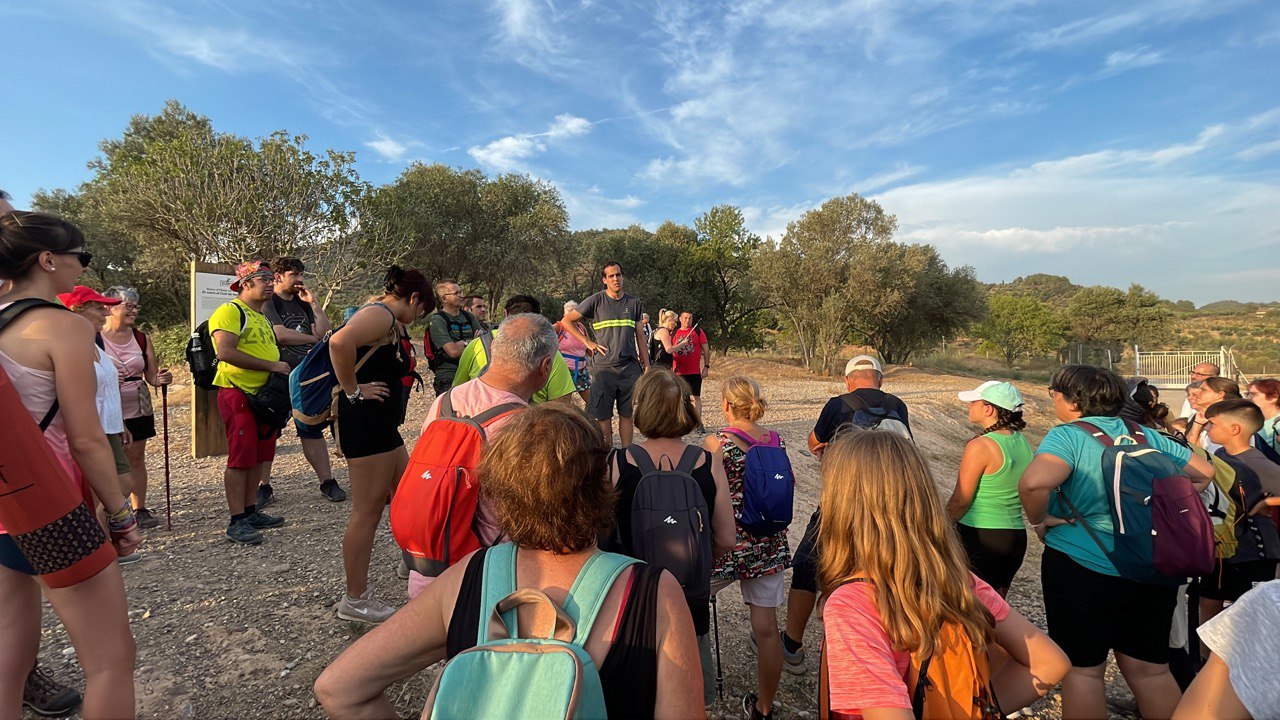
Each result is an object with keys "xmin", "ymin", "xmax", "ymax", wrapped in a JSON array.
[{"xmin": 576, "ymin": 290, "xmax": 644, "ymax": 368}]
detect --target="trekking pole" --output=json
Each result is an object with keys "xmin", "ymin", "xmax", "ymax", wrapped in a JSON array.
[
  {"xmin": 711, "ymin": 593, "xmax": 724, "ymax": 701},
  {"xmin": 162, "ymin": 384, "xmax": 172, "ymax": 531}
]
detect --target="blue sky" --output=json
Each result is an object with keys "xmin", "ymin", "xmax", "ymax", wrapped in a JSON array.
[{"xmin": 3, "ymin": 0, "xmax": 1278, "ymax": 304}]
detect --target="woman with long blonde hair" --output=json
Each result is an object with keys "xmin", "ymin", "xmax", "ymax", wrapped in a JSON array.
[{"xmin": 819, "ymin": 430, "xmax": 1067, "ymax": 719}]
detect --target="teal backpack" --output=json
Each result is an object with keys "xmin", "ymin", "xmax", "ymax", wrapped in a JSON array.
[{"xmin": 425, "ymin": 543, "xmax": 637, "ymax": 720}]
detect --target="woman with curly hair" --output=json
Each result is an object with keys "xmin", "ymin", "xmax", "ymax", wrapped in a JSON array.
[
  {"xmin": 820, "ymin": 430, "xmax": 1068, "ymax": 719},
  {"xmin": 946, "ymin": 381, "xmax": 1033, "ymax": 597}
]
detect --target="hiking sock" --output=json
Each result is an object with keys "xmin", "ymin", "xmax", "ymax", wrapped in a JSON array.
[
  {"xmin": 243, "ymin": 504, "xmax": 256, "ymax": 516},
  {"xmin": 230, "ymin": 512, "xmax": 248, "ymax": 523},
  {"xmin": 782, "ymin": 634, "xmax": 803, "ymax": 654}
]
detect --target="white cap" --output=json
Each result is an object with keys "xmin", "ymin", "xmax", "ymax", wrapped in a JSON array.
[{"xmin": 844, "ymin": 355, "xmax": 882, "ymax": 375}]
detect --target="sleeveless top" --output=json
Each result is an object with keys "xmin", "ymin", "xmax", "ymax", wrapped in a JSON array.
[
  {"xmin": 614, "ymin": 445, "xmax": 716, "ymax": 635},
  {"xmin": 959, "ymin": 431, "xmax": 1034, "ymax": 530},
  {"xmin": 651, "ymin": 328, "xmax": 675, "ymax": 370},
  {"xmin": 101, "ymin": 331, "xmax": 148, "ymax": 419},
  {"xmin": 711, "ymin": 431, "xmax": 790, "ymax": 581},
  {"xmin": 0, "ymin": 302, "xmax": 80, "ymax": 535},
  {"xmin": 446, "ymin": 547, "xmax": 664, "ymax": 720},
  {"xmin": 340, "ymin": 305, "xmax": 414, "ymax": 423}
]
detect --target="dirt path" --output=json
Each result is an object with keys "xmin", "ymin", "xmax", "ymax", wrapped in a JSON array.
[{"xmin": 32, "ymin": 357, "xmax": 1137, "ymax": 719}]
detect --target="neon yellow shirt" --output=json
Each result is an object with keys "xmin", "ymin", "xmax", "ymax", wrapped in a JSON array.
[
  {"xmin": 451, "ymin": 330, "xmax": 575, "ymax": 404},
  {"xmin": 209, "ymin": 299, "xmax": 279, "ymax": 393}
]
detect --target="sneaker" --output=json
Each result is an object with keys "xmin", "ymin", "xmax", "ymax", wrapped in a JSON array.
[
  {"xmin": 117, "ymin": 552, "xmax": 142, "ymax": 566},
  {"xmin": 319, "ymin": 478, "xmax": 348, "ymax": 503},
  {"xmin": 396, "ymin": 556, "xmax": 410, "ymax": 580},
  {"xmin": 782, "ymin": 642, "xmax": 806, "ymax": 675},
  {"xmin": 135, "ymin": 507, "xmax": 161, "ymax": 529},
  {"xmin": 225, "ymin": 519, "xmax": 263, "ymax": 545},
  {"xmin": 23, "ymin": 665, "xmax": 81, "ymax": 717},
  {"xmin": 246, "ymin": 510, "xmax": 285, "ymax": 529},
  {"xmin": 255, "ymin": 483, "xmax": 275, "ymax": 509},
  {"xmin": 336, "ymin": 588, "xmax": 398, "ymax": 624},
  {"xmin": 742, "ymin": 692, "xmax": 772, "ymax": 720}
]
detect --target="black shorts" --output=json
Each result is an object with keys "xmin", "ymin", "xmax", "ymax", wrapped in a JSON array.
[
  {"xmin": 679, "ymin": 373, "xmax": 703, "ymax": 397},
  {"xmin": 337, "ymin": 395, "xmax": 405, "ymax": 459},
  {"xmin": 0, "ymin": 534, "xmax": 36, "ymax": 575},
  {"xmin": 124, "ymin": 414, "xmax": 156, "ymax": 442},
  {"xmin": 1198, "ymin": 558, "xmax": 1279, "ymax": 602},
  {"xmin": 956, "ymin": 523, "xmax": 1027, "ymax": 590},
  {"xmin": 587, "ymin": 363, "xmax": 641, "ymax": 420},
  {"xmin": 1041, "ymin": 546, "xmax": 1177, "ymax": 667},
  {"xmin": 790, "ymin": 510, "xmax": 821, "ymax": 593}
]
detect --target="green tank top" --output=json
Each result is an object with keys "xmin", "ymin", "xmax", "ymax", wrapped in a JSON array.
[{"xmin": 959, "ymin": 431, "xmax": 1033, "ymax": 530}]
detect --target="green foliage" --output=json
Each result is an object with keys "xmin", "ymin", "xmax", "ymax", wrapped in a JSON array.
[
  {"xmin": 972, "ymin": 293, "xmax": 1066, "ymax": 367},
  {"xmin": 689, "ymin": 205, "xmax": 768, "ymax": 353},
  {"xmin": 993, "ymin": 273, "xmax": 1081, "ymax": 308},
  {"xmin": 1065, "ymin": 283, "xmax": 1173, "ymax": 356}
]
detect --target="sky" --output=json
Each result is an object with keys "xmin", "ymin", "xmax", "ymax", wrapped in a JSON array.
[{"xmin": 2, "ymin": 0, "xmax": 1278, "ymax": 305}]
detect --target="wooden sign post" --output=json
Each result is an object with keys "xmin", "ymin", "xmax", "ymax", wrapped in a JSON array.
[{"xmin": 190, "ymin": 261, "xmax": 237, "ymax": 458}]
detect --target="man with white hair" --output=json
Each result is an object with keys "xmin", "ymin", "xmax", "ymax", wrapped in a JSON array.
[
  {"xmin": 1181, "ymin": 362, "xmax": 1220, "ymax": 419},
  {"xmin": 449, "ymin": 294, "xmax": 575, "ymax": 404},
  {"xmin": 404, "ymin": 312, "xmax": 557, "ymax": 597}
]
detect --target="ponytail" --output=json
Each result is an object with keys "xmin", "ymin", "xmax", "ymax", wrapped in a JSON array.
[{"xmin": 981, "ymin": 406, "xmax": 1026, "ymax": 436}]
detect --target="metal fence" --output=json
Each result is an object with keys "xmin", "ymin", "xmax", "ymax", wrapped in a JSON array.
[{"xmin": 1133, "ymin": 346, "xmax": 1233, "ymax": 389}]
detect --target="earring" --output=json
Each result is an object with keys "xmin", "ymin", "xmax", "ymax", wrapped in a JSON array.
[{"xmin": 48, "ymin": 264, "xmax": 56, "ymax": 271}]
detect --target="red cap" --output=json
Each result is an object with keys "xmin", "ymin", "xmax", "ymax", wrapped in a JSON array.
[{"xmin": 57, "ymin": 285, "xmax": 122, "ymax": 310}]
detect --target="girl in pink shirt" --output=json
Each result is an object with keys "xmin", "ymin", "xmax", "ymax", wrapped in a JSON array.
[{"xmin": 817, "ymin": 431, "xmax": 1068, "ymax": 720}]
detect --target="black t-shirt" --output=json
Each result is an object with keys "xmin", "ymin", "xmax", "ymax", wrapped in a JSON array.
[
  {"xmin": 263, "ymin": 294, "xmax": 317, "ymax": 369},
  {"xmin": 812, "ymin": 388, "xmax": 911, "ymax": 443}
]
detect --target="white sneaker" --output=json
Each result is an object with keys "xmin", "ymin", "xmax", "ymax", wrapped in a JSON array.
[{"xmin": 336, "ymin": 588, "xmax": 397, "ymax": 624}]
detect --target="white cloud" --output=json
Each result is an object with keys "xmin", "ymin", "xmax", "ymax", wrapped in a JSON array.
[
  {"xmin": 741, "ymin": 201, "xmax": 819, "ymax": 242},
  {"xmin": 468, "ymin": 114, "xmax": 594, "ymax": 172},
  {"xmin": 1103, "ymin": 47, "xmax": 1163, "ymax": 72},
  {"xmin": 365, "ymin": 132, "xmax": 409, "ymax": 161},
  {"xmin": 1236, "ymin": 139, "xmax": 1280, "ymax": 161},
  {"xmin": 561, "ymin": 186, "xmax": 646, "ymax": 229}
]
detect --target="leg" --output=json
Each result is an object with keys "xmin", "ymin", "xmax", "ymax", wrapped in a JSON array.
[
  {"xmin": 261, "ymin": 461, "xmax": 274, "ymax": 488},
  {"xmin": 784, "ymin": 590, "xmax": 816, "ymax": 647},
  {"xmin": 342, "ymin": 450, "xmax": 403, "ymax": 597},
  {"xmin": 1059, "ymin": 662, "xmax": 1109, "ymax": 720},
  {"xmin": 618, "ymin": 416, "xmax": 634, "ymax": 447},
  {"xmin": 244, "ymin": 463, "xmax": 265, "ymax": 509},
  {"xmin": 597, "ymin": 418, "xmax": 613, "ymax": 444},
  {"xmin": 125, "ymin": 438, "xmax": 148, "ymax": 510},
  {"xmin": 300, "ymin": 436, "xmax": 333, "ymax": 482},
  {"xmin": 748, "ymin": 603, "xmax": 782, "ymax": 713},
  {"xmin": 224, "ymin": 467, "xmax": 249, "ymax": 515},
  {"xmin": 578, "ymin": 389, "xmax": 590, "ymax": 406},
  {"xmin": 0, "ymin": 566, "xmax": 41, "ymax": 718},
  {"xmin": 116, "ymin": 470, "xmax": 133, "ymax": 499},
  {"xmin": 1116, "ymin": 652, "xmax": 1181, "ymax": 720},
  {"xmin": 784, "ymin": 510, "xmax": 822, "ymax": 648},
  {"xmin": 45, "ymin": 563, "xmax": 136, "ymax": 720}
]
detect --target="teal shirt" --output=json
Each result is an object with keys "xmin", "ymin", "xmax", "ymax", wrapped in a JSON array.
[
  {"xmin": 1036, "ymin": 417, "xmax": 1192, "ymax": 576},
  {"xmin": 1260, "ymin": 415, "xmax": 1280, "ymax": 452}
]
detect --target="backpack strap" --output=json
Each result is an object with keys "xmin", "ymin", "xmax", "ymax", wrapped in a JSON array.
[
  {"xmin": 1070, "ymin": 420, "xmax": 1113, "ymax": 447},
  {"xmin": 438, "ymin": 389, "xmax": 457, "ymax": 419},
  {"xmin": 469, "ymin": 402, "xmax": 524, "ymax": 429},
  {"xmin": 840, "ymin": 391, "xmax": 867, "ymax": 413},
  {"xmin": 1121, "ymin": 419, "xmax": 1148, "ymax": 446},
  {"xmin": 675, "ymin": 445, "xmax": 705, "ymax": 475},
  {"xmin": 911, "ymin": 653, "xmax": 933, "ymax": 720},
  {"xmin": 628, "ymin": 445, "xmax": 658, "ymax": 476},
  {"xmin": 563, "ymin": 552, "xmax": 639, "ymax": 646},
  {"xmin": 0, "ymin": 299, "xmax": 69, "ymax": 432},
  {"xmin": 132, "ymin": 329, "xmax": 152, "ymax": 373},
  {"xmin": 1054, "ymin": 486, "xmax": 1113, "ymax": 561},
  {"xmin": 721, "ymin": 427, "xmax": 759, "ymax": 447},
  {"xmin": 478, "ymin": 542, "xmax": 519, "ymax": 646}
]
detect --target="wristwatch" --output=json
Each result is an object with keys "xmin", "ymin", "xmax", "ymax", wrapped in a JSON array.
[{"xmin": 345, "ymin": 387, "xmax": 364, "ymax": 403}]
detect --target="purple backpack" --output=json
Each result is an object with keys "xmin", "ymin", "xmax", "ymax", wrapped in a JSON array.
[
  {"xmin": 1060, "ymin": 420, "xmax": 1215, "ymax": 584},
  {"xmin": 722, "ymin": 429, "xmax": 794, "ymax": 537}
]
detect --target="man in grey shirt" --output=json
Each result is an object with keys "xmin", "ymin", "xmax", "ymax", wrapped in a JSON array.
[{"xmin": 561, "ymin": 260, "xmax": 648, "ymax": 445}]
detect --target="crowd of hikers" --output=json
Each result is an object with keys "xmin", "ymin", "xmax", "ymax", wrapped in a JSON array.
[{"xmin": 2, "ymin": 202, "xmax": 1280, "ymax": 719}]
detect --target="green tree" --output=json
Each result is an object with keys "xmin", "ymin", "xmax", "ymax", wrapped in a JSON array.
[
  {"xmin": 973, "ymin": 293, "xmax": 1066, "ymax": 367},
  {"xmin": 689, "ymin": 205, "xmax": 769, "ymax": 354},
  {"xmin": 995, "ymin": 273, "xmax": 1082, "ymax": 308}
]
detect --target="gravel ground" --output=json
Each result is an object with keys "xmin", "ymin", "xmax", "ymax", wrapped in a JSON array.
[{"xmin": 31, "ymin": 357, "xmax": 1143, "ymax": 719}]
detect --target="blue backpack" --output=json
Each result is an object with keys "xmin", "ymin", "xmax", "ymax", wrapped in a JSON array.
[
  {"xmin": 425, "ymin": 543, "xmax": 636, "ymax": 720},
  {"xmin": 288, "ymin": 303, "xmax": 389, "ymax": 426},
  {"xmin": 722, "ymin": 428, "xmax": 795, "ymax": 536}
]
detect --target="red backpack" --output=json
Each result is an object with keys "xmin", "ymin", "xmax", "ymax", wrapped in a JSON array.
[{"xmin": 390, "ymin": 390, "xmax": 523, "ymax": 577}]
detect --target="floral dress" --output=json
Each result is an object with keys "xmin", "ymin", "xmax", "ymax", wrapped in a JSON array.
[{"xmin": 712, "ymin": 431, "xmax": 791, "ymax": 581}]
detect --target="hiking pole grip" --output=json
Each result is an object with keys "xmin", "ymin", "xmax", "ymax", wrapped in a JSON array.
[{"xmin": 162, "ymin": 385, "xmax": 171, "ymax": 531}]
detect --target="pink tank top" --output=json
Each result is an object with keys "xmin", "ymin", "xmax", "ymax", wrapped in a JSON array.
[
  {"xmin": 101, "ymin": 331, "xmax": 148, "ymax": 419},
  {"xmin": 0, "ymin": 304, "xmax": 82, "ymax": 534},
  {"xmin": 556, "ymin": 321, "xmax": 588, "ymax": 361}
]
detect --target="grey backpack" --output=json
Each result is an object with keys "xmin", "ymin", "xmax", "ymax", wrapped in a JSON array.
[{"xmin": 624, "ymin": 445, "xmax": 713, "ymax": 605}]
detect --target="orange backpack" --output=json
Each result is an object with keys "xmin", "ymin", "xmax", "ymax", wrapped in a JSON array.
[
  {"xmin": 390, "ymin": 390, "xmax": 523, "ymax": 577},
  {"xmin": 820, "ymin": 579, "xmax": 1002, "ymax": 720}
]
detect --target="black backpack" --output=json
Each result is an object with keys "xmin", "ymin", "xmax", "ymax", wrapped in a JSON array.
[
  {"xmin": 622, "ymin": 445, "xmax": 712, "ymax": 604},
  {"xmin": 840, "ymin": 392, "xmax": 912, "ymax": 439},
  {"xmin": 186, "ymin": 303, "xmax": 246, "ymax": 390}
]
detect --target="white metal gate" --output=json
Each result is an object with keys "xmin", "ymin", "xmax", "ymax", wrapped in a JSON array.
[{"xmin": 1133, "ymin": 346, "xmax": 1232, "ymax": 390}]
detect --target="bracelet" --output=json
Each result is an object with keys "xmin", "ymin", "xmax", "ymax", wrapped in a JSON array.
[
  {"xmin": 108, "ymin": 502, "xmax": 138, "ymax": 534},
  {"xmin": 345, "ymin": 386, "xmax": 364, "ymax": 403},
  {"xmin": 1027, "ymin": 518, "xmax": 1046, "ymax": 529}
]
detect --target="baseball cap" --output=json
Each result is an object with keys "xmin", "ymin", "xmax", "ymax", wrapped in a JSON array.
[
  {"xmin": 844, "ymin": 354, "xmax": 882, "ymax": 375},
  {"xmin": 957, "ymin": 381, "xmax": 1024, "ymax": 411},
  {"xmin": 230, "ymin": 261, "xmax": 273, "ymax": 292},
  {"xmin": 57, "ymin": 285, "xmax": 122, "ymax": 310}
]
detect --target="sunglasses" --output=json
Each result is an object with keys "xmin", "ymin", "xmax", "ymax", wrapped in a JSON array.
[{"xmin": 59, "ymin": 250, "xmax": 93, "ymax": 268}]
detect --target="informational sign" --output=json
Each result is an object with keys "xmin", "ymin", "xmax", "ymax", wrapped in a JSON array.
[
  {"xmin": 192, "ymin": 271, "xmax": 238, "ymax": 327},
  {"xmin": 190, "ymin": 261, "xmax": 236, "ymax": 458}
]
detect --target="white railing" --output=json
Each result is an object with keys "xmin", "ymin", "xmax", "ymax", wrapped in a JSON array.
[{"xmin": 1133, "ymin": 346, "xmax": 1233, "ymax": 389}]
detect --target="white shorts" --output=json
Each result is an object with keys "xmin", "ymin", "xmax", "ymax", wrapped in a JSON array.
[{"xmin": 711, "ymin": 571, "xmax": 785, "ymax": 608}]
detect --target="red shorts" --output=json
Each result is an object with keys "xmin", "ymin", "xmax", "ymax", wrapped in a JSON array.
[{"xmin": 216, "ymin": 387, "xmax": 279, "ymax": 469}]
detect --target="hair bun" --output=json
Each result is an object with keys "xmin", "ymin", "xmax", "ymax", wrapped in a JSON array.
[{"xmin": 384, "ymin": 265, "xmax": 404, "ymax": 292}]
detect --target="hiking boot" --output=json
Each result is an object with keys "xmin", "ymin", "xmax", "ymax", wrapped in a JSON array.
[
  {"xmin": 246, "ymin": 510, "xmax": 285, "ymax": 529},
  {"xmin": 742, "ymin": 693, "xmax": 772, "ymax": 720},
  {"xmin": 135, "ymin": 507, "xmax": 161, "ymax": 529},
  {"xmin": 225, "ymin": 519, "xmax": 263, "ymax": 545},
  {"xmin": 319, "ymin": 478, "xmax": 348, "ymax": 503},
  {"xmin": 782, "ymin": 642, "xmax": 806, "ymax": 675},
  {"xmin": 336, "ymin": 588, "xmax": 397, "ymax": 624},
  {"xmin": 23, "ymin": 665, "xmax": 81, "ymax": 717},
  {"xmin": 255, "ymin": 483, "xmax": 275, "ymax": 509}
]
